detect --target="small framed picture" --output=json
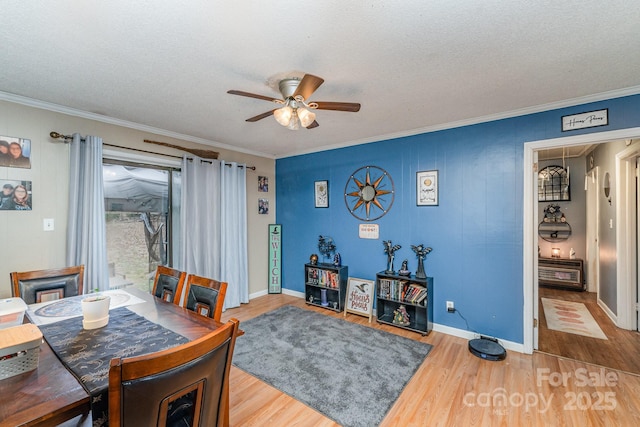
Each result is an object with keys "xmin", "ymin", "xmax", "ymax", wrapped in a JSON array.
[
  {"xmin": 258, "ymin": 176, "xmax": 268, "ymax": 192},
  {"xmin": 0, "ymin": 179, "xmax": 33, "ymax": 211},
  {"xmin": 0, "ymin": 135, "xmax": 32, "ymax": 169},
  {"xmin": 416, "ymin": 170, "xmax": 438, "ymax": 206},
  {"xmin": 315, "ymin": 180, "xmax": 329, "ymax": 208},
  {"xmin": 258, "ymin": 198, "xmax": 269, "ymax": 214}
]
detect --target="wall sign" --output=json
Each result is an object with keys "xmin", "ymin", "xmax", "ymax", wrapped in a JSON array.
[
  {"xmin": 358, "ymin": 223, "xmax": 379, "ymax": 239},
  {"xmin": 343, "ymin": 277, "xmax": 374, "ymax": 322},
  {"xmin": 268, "ymin": 224, "xmax": 282, "ymax": 293},
  {"xmin": 561, "ymin": 109, "xmax": 608, "ymax": 132}
]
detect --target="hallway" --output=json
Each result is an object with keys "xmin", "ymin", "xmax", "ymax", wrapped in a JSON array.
[{"xmin": 538, "ymin": 286, "xmax": 640, "ymax": 375}]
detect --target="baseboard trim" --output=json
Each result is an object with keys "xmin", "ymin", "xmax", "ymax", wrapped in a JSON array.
[
  {"xmin": 262, "ymin": 290, "xmax": 525, "ymax": 353},
  {"xmin": 432, "ymin": 323, "xmax": 525, "ymax": 354}
]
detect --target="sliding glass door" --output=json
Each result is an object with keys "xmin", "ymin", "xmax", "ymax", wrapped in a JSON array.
[{"xmin": 103, "ymin": 161, "xmax": 181, "ymax": 291}]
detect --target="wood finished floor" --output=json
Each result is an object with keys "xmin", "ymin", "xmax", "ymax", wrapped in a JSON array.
[
  {"xmin": 538, "ymin": 286, "xmax": 640, "ymax": 375},
  {"xmin": 222, "ymin": 293, "xmax": 640, "ymax": 426}
]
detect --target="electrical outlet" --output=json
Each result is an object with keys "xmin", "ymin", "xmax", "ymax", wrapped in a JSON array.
[{"xmin": 446, "ymin": 301, "xmax": 455, "ymax": 313}]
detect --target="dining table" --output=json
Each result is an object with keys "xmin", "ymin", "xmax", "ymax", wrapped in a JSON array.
[{"xmin": 0, "ymin": 287, "xmax": 228, "ymax": 427}]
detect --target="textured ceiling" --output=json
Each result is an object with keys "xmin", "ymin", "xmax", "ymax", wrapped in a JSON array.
[{"xmin": 2, "ymin": 1, "xmax": 640, "ymax": 158}]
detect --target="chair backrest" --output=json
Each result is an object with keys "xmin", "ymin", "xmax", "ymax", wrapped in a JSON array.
[
  {"xmin": 10, "ymin": 265, "xmax": 85, "ymax": 304},
  {"xmin": 108, "ymin": 318, "xmax": 240, "ymax": 427},
  {"xmin": 152, "ymin": 266, "xmax": 186, "ymax": 305},
  {"xmin": 183, "ymin": 274, "xmax": 228, "ymax": 322}
]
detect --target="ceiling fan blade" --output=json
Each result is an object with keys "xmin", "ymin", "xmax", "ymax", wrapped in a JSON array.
[
  {"xmin": 227, "ymin": 90, "xmax": 281, "ymax": 103},
  {"xmin": 293, "ymin": 74, "xmax": 324, "ymax": 101},
  {"xmin": 314, "ymin": 101, "xmax": 361, "ymax": 112},
  {"xmin": 306, "ymin": 120, "xmax": 319, "ymax": 129},
  {"xmin": 246, "ymin": 110, "xmax": 276, "ymax": 122}
]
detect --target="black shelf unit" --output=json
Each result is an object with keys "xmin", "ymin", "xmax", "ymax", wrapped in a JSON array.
[
  {"xmin": 304, "ymin": 263, "xmax": 348, "ymax": 312},
  {"xmin": 375, "ymin": 271, "xmax": 433, "ymax": 335}
]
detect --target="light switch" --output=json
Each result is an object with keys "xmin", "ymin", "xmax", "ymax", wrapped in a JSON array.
[
  {"xmin": 609, "ymin": 219, "xmax": 613, "ymax": 229},
  {"xmin": 43, "ymin": 218, "xmax": 54, "ymax": 231}
]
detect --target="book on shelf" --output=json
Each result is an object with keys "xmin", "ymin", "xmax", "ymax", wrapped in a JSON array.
[
  {"xmin": 307, "ymin": 267, "xmax": 336, "ymax": 288},
  {"xmin": 406, "ymin": 285, "xmax": 427, "ymax": 304},
  {"xmin": 307, "ymin": 268, "xmax": 319, "ymax": 284},
  {"xmin": 379, "ymin": 279, "xmax": 391, "ymax": 298}
]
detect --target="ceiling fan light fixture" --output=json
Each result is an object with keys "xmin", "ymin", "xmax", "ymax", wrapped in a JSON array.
[
  {"xmin": 228, "ymin": 73, "xmax": 361, "ymax": 129},
  {"xmin": 273, "ymin": 105, "xmax": 293, "ymax": 126},
  {"xmin": 287, "ymin": 111, "xmax": 300, "ymax": 130},
  {"xmin": 297, "ymin": 107, "xmax": 316, "ymax": 127}
]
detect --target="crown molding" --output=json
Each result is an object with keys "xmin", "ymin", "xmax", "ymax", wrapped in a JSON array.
[
  {"xmin": 277, "ymin": 85, "xmax": 640, "ymax": 159},
  {"xmin": 0, "ymin": 91, "xmax": 276, "ymax": 159}
]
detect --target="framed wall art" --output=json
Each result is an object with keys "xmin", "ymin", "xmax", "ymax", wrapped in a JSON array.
[
  {"xmin": 258, "ymin": 198, "xmax": 269, "ymax": 214},
  {"xmin": 0, "ymin": 179, "xmax": 32, "ymax": 211},
  {"xmin": 0, "ymin": 135, "xmax": 31, "ymax": 169},
  {"xmin": 258, "ymin": 176, "xmax": 268, "ymax": 192},
  {"xmin": 561, "ymin": 108, "xmax": 608, "ymax": 132},
  {"xmin": 344, "ymin": 277, "xmax": 374, "ymax": 322},
  {"xmin": 416, "ymin": 170, "xmax": 438, "ymax": 206},
  {"xmin": 314, "ymin": 180, "xmax": 329, "ymax": 208}
]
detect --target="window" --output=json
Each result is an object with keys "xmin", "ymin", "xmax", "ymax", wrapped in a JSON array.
[{"xmin": 104, "ymin": 161, "xmax": 181, "ymax": 291}]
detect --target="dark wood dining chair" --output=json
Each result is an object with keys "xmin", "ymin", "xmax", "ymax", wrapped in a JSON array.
[
  {"xmin": 10, "ymin": 265, "xmax": 85, "ymax": 304},
  {"xmin": 183, "ymin": 274, "xmax": 228, "ymax": 322},
  {"xmin": 108, "ymin": 318, "xmax": 240, "ymax": 427},
  {"xmin": 151, "ymin": 266, "xmax": 186, "ymax": 305}
]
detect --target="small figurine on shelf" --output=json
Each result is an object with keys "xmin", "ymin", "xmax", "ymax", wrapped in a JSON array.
[
  {"xmin": 393, "ymin": 305, "xmax": 410, "ymax": 326},
  {"xmin": 333, "ymin": 252, "xmax": 341, "ymax": 267},
  {"xmin": 309, "ymin": 253, "xmax": 319, "ymax": 265},
  {"xmin": 398, "ymin": 259, "xmax": 411, "ymax": 276},
  {"xmin": 383, "ymin": 240, "xmax": 402, "ymax": 274},
  {"xmin": 411, "ymin": 244, "xmax": 432, "ymax": 279},
  {"xmin": 318, "ymin": 235, "xmax": 336, "ymax": 263}
]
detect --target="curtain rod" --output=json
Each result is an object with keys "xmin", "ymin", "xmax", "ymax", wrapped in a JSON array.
[{"xmin": 49, "ymin": 131, "xmax": 255, "ymax": 170}]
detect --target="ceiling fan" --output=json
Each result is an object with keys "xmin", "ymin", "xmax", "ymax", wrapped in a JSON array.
[{"xmin": 227, "ymin": 74, "xmax": 360, "ymax": 130}]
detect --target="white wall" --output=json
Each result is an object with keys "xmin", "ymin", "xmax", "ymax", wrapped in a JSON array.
[{"xmin": 0, "ymin": 100, "xmax": 275, "ymax": 298}]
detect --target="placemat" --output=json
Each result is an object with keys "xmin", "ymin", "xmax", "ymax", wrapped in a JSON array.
[{"xmin": 26, "ymin": 289, "xmax": 146, "ymax": 326}]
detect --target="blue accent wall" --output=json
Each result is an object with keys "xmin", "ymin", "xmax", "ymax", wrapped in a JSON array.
[{"xmin": 276, "ymin": 94, "xmax": 640, "ymax": 344}]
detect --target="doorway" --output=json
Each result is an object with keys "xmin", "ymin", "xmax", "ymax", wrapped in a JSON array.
[{"xmin": 523, "ymin": 127, "xmax": 640, "ymax": 358}]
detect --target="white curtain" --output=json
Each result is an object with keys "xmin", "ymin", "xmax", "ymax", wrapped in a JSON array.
[
  {"xmin": 179, "ymin": 156, "xmax": 248, "ymax": 309},
  {"xmin": 66, "ymin": 134, "xmax": 109, "ymax": 292},
  {"xmin": 220, "ymin": 161, "xmax": 249, "ymax": 307}
]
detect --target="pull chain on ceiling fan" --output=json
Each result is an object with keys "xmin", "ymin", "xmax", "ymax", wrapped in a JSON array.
[{"xmin": 227, "ymin": 74, "xmax": 360, "ymax": 130}]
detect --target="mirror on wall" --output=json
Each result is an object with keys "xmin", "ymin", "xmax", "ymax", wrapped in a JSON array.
[
  {"xmin": 538, "ymin": 165, "xmax": 570, "ymax": 202},
  {"xmin": 603, "ymin": 172, "xmax": 611, "ymax": 204}
]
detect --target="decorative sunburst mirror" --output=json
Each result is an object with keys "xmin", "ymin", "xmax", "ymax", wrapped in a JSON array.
[{"xmin": 344, "ymin": 166, "xmax": 394, "ymax": 221}]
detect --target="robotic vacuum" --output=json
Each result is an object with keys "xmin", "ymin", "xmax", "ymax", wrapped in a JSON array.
[{"xmin": 468, "ymin": 336, "xmax": 506, "ymax": 361}]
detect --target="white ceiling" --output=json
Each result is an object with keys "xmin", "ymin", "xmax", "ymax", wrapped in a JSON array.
[{"xmin": 2, "ymin": 1, "xmax": 640, "ymax": 159}]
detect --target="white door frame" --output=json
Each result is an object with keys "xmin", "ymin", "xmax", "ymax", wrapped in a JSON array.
[
  {"xmin": 637, "ymin": 157, "xmax": 640, "ymax": 330},
  {"xmin": 615, "ymin": 142, "xmax": 640, "ymax": 330},
  {"xmin": 523, "ymin": 127, "xmax": 640, "ymax": 353},
  {"xmin": 585, "ymin": 166, "xmax": 600, "ymax": 294}
]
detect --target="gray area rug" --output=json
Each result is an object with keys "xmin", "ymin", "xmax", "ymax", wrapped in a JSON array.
[{"xmin": 232, "ymin": 305, "xmax": 433, "ymax": 427}]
